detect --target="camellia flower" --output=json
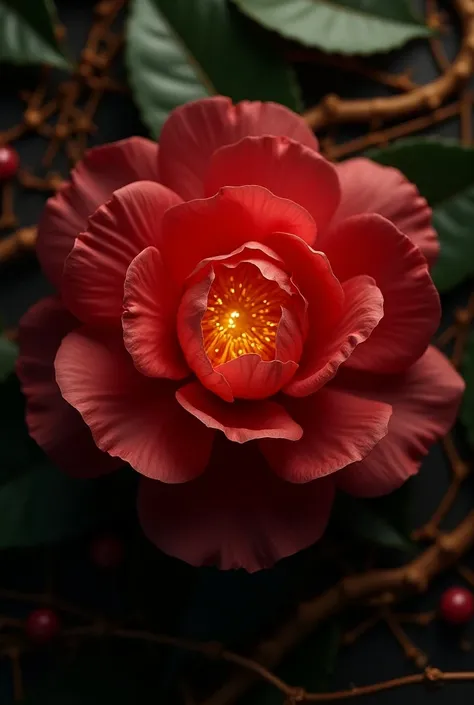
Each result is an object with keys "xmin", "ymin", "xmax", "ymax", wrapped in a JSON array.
[{"xmin": 18, "ymin": 97, "xmax": 464, "ymax": 571}]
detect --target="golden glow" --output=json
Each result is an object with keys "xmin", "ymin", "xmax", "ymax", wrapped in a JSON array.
[{"xmin": 201, "ymin": 262, "xmax": 291, "ymax": 366}]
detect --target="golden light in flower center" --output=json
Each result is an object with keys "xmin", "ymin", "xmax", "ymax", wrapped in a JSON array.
[{"xmin": 201, "ymin": 262, "xmax": 291, "ymax": 366}]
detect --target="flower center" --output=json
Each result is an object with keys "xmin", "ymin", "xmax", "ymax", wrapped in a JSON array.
[{"xmin": 201, "ymin": 262, "xmax": 291, "ymax": 365}]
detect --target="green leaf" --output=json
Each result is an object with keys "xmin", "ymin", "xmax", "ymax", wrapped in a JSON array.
[
  {"xmin": 369, "ymin": 138, "xmax": 474, "ymax": 293},
  {"xmin": 0, "ymin": 336, "xmax": 17, "ymax": 382},
  {"xmin": 233, "ymin": 0, "xmax": 431, "ymax": 55},
  {"xmin": 461, "ymin": 333, "xmax": 474, "ymax": 447},
  {"xmin": 126, "ymin": 0, "xmax": 302, "ymax": 137},
  {"xmin": 0, "ymin": 0, "xmax": 69, "ymax": 68}
]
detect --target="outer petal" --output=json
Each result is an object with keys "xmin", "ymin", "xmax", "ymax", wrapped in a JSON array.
[
  {"xmin": 261, "ymin": 387, "xmax": 391, "ymax": 483},
  {"xmin": 322, "ymin": 214, "xmax": 440, "ymax": 374},
  {"xmin": 162, "ymin": 185, "xmax": 317, "ymax": 286},
  {"xmin": 336, "ymin": 346, "xmax": 465, "ymax": 497},
  {"xmin": 37, "ymin": 138, "xmax": 159, "ymax": 288},
  {"xmin": 16, "ymin": 297, "xmax": 120, "ymax": 478},
  {"xmin": 205, "ymin": 136, "xmax": 340, "ymax": 235},
  {"xmin": 62, "ymin": 181, "xmax": 182, "ymax": 326},
  {"xmin": 159, "ymin": 96, "xmax": 319, "ymax": 201},
  {"xmin": 176, "ymin": 381, "xmax": 302, "ymax": 443},
  {"xmin": 138, "ymin": 439, "xmax": 335, "ymax": 572},
  {"xmin": 284, "ymin": 275, "xmax": 384, "ymax": 397},
  {"xmin": 55, "ymin": 328, "xmax": 214, "ymax": 482},
  {"xmin": 328, "ymin": 157, "xmax": 438, "ymax": 266},
  {"xmin": 122, "ymin": 247, "xmax": 187, "ymax": 379}
]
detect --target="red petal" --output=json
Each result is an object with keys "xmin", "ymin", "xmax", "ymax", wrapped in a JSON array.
[
  {"xmin": 159, "ymin": 96, "xmax": 319, "ymax": 201},
  {"xmin": 37, "ymin": 138, "xmax": 159, "ymax": 288},
  {"xmin": 261, "ymin": 387, "xmax": 391, "ymax": 483},
  {"xmin": 336, "ymin": 346, "xmax": 464, "ymax": 497},
  {"xmin": 322, "ymin": 214, "xmax": 440, "ymax": 373},
  {"xmin": 16, "ymin": 298, "xmax": 120, "ymax": 478},
  {"xmin": 138, "ymin": 439, "xmax": 335, "ymax": 571},
  {"xmin": 162, "ymin": 185, "xmax": 316, "ymax": 286},
  {"xmin": 284, "ymin": 275, "xmax": 384, "ymax": 397},
  {"xmin": 55, "ymin": 328, "xmax": 214, "ymax": 482},
  {"xmin": 176, "ymin": 381, "xmax": 302, "ymax": 442},
  {"xmin": 122, "ymin": 247, "xmax": 187, "ymax": 379},
  {"xmin": 217, "ymin": 355, "xmax": 298, "ymax": 400},
  {"xmin": 329, "ymin": 157, "xmax": 438, "ymax": 267},
  {"xmin": 205, "ymin": 136, "xmax": 340, "ymax": 234},
  {"xmin": 62, "ymin": 181, "xmax": 181, "ymax": 326}
]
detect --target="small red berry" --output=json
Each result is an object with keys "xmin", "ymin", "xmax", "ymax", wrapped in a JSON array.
[
  {"xmin": 26, "ymin": 608, "xmax": 60, "ymax": 642},
  {"xmin": 440, "ymin": 586, "xmax": 474, "ymax": 625},
  {"xmin": 90, "ymin": 533, "xmax": 124, "ymax": 569},
  {"xmin": 0, "ymin": 145, "xmax": 19, "ymax": 180}
]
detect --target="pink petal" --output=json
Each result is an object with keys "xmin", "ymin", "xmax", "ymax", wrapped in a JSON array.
[
  {"xmin": 217, "ymin": 355, "xmax": 299, "ymax": 400},
  {"xmin": 16, "ymin": 297, "xmax": 120, "ymax": 478},
  {"xmin": 37, "ymin": 138, "xmax": 159, "ymax": 288},
  {"xmin": 138, "ymin": 439, "xmax": 335, "ymax": 571},
  {"xmin": 62, "ymin": 181, "xmax": 182, "ymax": 326},
  {"xmin": 55, "ymin": 328, "xmax": 214, "ymax": 482},
  {"xmin": 284, "ymin": 275, "xmax": 384, "ymax": 397},
  {"xmin": 261, "ymin": 387, "xmax": 391, "ymax": 483},
  {"xmin": 205, "ymin": 135, "xmax": 340, "ymax": 234},
  {"xmin": 328, "ymin": 157, "xmax": 438, "ymax": 267},
  {"xmin": 159, "ymin": 96, "xmax": 319, "ymax": 201},
  {"xmin": 176, "ymin": 381, "xmax": 302, "ymax": 443},
  {"xmin": 322, "ymin": 214, "xmax": 440, "ymax": 374},
  {"xmin": 122, "ymin": 247, "xmax": 187, "ymax": 379},
  {"xmin": 162, "ymin": 185, "xmax": 317, "ymax": 286},
  {"xmin": 336, "ymin": 346, "xmax": 464, "ymax": 497}
]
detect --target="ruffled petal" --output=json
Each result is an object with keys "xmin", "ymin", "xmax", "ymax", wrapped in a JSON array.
[
  {"xmin": 329, "ymin": 157, "xmax": 438, "ymax": 266},
  {"xmin": 284, "ymin": 276, "xmax": 384, "ymax": 397},
  {"xmin": 138, "ymin": 439, "xmax": 335, "ymax": 572},
  {"xmin": 261, "ymin": 387, "xmax": 391, "ymax": 483},
  {"xmin": 62, "ymin": 181, "xmax": 182, "ymax": 326},
  {"xmin": 16, "ymin": 297, "xmax": 120, "ymax": 478},
  {"xmin": 176, "ymin": 381, "xmax": 302, "ymax": 443},
  {"xmin": 205, "ymin": 136, "xmax": 340, "ymax": 235},
  {"xmin": 162, "ymin": 185, "xmax": 316, "ymax": 286},
  {"xmin": 122, "ymin": 247, "xmax": 187, "ymax": 379},
  {"xmin": 217, "ymin": 355, "xmax": 298, "ymax": 400},
  {"xmin": 159, "ymin": 96, "xmax": 319, "ymax": 201},
  {"xmin": 37, "ymin": 138, "xmax": 159, "ymax": 288},
  {"xmin": 55, "ymin": 328, "xmax": 214, "ymax": 482},
  {"xmin": 336, "ymin": 346, "xmax": 464, "ymax": 497},
  {"xmin": 322, "ymin": 214, "xmax": 440, "ymax": 373}
]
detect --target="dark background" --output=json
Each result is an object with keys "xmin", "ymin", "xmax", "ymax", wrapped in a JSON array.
[{"xmin": 1, "ymin": 0, "xmax": 474, "ymax": 703}]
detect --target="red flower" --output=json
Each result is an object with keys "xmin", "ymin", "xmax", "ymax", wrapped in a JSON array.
[{"xmin": 17, "ymin": 97, "xmax": 463, "ymax": 571}]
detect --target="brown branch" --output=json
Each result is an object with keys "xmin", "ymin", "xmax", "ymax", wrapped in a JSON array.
[
  {"xmin": 303, "ymin": 0, "xmax": 474, "ymax": 130},
  {"xmin": 426, "ymin": 0, "xmax": 452, "ymax": 73},
  {"xmin": 0, "ymin": 227, "xmax": 37, "ymax": 264}
]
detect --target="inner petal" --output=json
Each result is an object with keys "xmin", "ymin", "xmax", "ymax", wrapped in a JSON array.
[{"xmin": 201, "ymin": 261, "xmax": 292, "ymax": 365}]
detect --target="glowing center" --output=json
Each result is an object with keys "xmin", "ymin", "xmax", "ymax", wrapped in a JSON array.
[{"xmin": 201, "ymin": 262, "xmax": 291, "ymax": 365}]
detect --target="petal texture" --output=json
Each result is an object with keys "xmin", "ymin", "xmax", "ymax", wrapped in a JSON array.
[
  {"xmin": 261, "ymin": 387, "xmax": 391, "ymax": 483},
  {"xmin": 322, "ymin": 214, "xmax": 440, "ymax": 373},
  {"xmin": 205, "ymin": 136, "xmax": 340, "ymax": 234},
  {"xmin": 336, "ymin": 346, "xmax": 465, "ymax": 497},
  {"xmin": 159, "ymin": 96, "xmax": 319, "ymax": 201},
  {"xmin": 62, "ymin": 181, "xmax": 182, "ymax": 326},
  {"xmin": 16, "ymin": 297, "xmax": 120, "ymax": 478},
  {"xmin": 329, "ymin": 157, "xmax": 438, "ymax": 266},
  {"xmin": 123, "ymin": 247, "xmax": 187, "ymax": 379},
  {"xmin": 37, "ymin": 137, "xmax": 159, "ymax": 288},
  {"xmin": 55, "ymin": 328, "xmax": 214, "ymax": 482},
  {"xmin": 138, "ymin": 439, "xmax": 335, "ymax": 572},
  {"xmin": 176, "ymin": 381, "xmax": 302, "ymax": 443}
]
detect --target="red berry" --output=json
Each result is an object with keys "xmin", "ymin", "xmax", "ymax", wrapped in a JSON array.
[
  {"xmin": 90, "ymin": 533, "xmax": 124, "ymax": 569},
  {"xmin": 0, "ymin": 145, "xmax": 19, "ymax": 180},
  {"xmin": 440, "ymin": 586, "xmax": 474, "ymax": 625},
  {"xmin": 26, "ymin": 608, "xmax": 60, "ymax": 642}
]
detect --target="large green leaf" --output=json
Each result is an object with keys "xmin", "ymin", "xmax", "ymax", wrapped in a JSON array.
[
  {"xmin": 369, "ymin": 138, "xmax": 474, "ymax": 293},
  {"xmin": 0, "ymin": 0, "xmax": 68, "ymax": 68},
  {"xmin": 461, "ymin": 333, "xmax": 474, "ymax": 448},
  {"xmin": 126, "ymin": 0, "xmax": 302, "ymax": 137},
  {"xmin": 0, "ymin": 336, "xmax": 17, "ymax": 382},
  {"xmin": 233, "ymin": 0, "xmax": 431, "ymax": 55}
]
